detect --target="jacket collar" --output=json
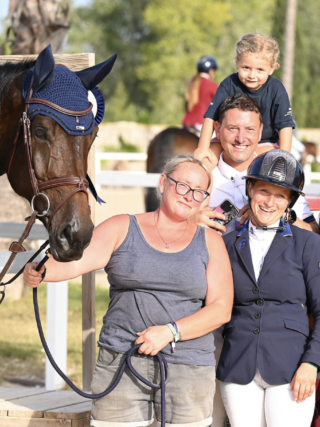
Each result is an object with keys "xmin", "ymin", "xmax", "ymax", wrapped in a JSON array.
[
  {"xmin": 237, "ymin": 218, "xmax": 292, "ymax": 237},
  {"xmin": 235, "ymin": 218, "xmax": 292, "ymax": 285}
]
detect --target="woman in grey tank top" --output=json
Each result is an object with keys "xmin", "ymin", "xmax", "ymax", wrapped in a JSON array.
[{"xmin": 24, "ymin": 155, "xmax": 233, "ymax": 427}]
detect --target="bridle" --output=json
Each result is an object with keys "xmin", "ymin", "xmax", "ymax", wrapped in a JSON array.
[{"xmin": 7, "ymin": 75, "xmax": 93, "ymax": 229}]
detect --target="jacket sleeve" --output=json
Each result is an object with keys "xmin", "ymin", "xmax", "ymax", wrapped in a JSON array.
[{"xmin": 301, "ymin": 232, "xmax": 320, "ymax": 365}]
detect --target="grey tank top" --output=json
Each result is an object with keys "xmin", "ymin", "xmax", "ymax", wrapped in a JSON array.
[{"xmin": 98, "ymin": 215, "xmax": 215, "ymax": 366}]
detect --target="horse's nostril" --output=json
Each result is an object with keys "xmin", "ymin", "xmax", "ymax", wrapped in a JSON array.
[{"xmin": 62, "ymin": 224, "xmax": 73, "ymax": 244}]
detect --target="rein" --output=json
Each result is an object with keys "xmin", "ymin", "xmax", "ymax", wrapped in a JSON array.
[{"xmin": 33, "ymin": 256, "xmax": 168, "ymax": 425}]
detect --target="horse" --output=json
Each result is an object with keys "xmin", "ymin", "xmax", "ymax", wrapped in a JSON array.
[
  {"xmin": 145, "ymin": 127, "xmax": 199, "ymax": 212},
  {"xmin": 0, "ymin": 44, "xmax": 116, "ymax": 262}
]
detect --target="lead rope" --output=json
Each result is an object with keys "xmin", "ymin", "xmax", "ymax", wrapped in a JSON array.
[{"xmin": 33, "ymin": 258, "xmax": 168, "ymax": 426}]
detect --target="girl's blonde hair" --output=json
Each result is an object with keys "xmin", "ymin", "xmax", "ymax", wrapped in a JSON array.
[
  {"xmin": 185, "ymin": 74, "xmax": 202, "ymax": 112},
  {"xmin": 234, "ymin": 33, "xmax": 280, "ymax": 69},
  {"xmin": 157, "ymin": 154, "xmax": 212, "ymax": 200}
]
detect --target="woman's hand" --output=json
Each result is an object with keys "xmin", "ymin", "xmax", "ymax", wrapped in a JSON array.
[
  {"xmin": 135, "ymin": 325, "xmax": 173, "ymax": 356},
  {"xmin": 289, "ymin": 362, "xmax": 317, "ymax": 402},
  {"xmin": 23, "ymin": 262, "xmax": 44, "ymax": 288},
  {"xmin": 197, "ymin": 206, "xmax": 227, "ymax": 233}
]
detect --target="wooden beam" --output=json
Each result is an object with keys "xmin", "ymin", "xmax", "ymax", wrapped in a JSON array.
[
  {"xmin": 0, "ymin": 53, "xmax": 95, "ymax": 72},
  {"xmin": 82, "ymin": 53, "xmax": 96, "ymax": 391}
]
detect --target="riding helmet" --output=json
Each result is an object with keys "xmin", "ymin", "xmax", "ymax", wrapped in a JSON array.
[
  {"xmin": 242, "ymin": 149, "xmax": 305, "ymax": 208},
  {"xmin": 197, "ymin": 56, "xmax": 218, "ymax": 73}
]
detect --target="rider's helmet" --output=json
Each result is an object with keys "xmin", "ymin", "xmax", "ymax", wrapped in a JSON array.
[
  {"xmin": 197, "ymin": 56, "xmax": 218, "ymax": 73},
  {"xmin": 243, "ymin": 149, "xmax": 305, "ymax": 209}
]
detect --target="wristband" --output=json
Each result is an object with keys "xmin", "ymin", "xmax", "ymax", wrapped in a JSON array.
[
  {"xmin": 166, "ymin": 323, "xmax": 179, "ymax": 352},
  {"xmin": 171, "ymin": 321, "xmax": 182, "ymax": 341}
]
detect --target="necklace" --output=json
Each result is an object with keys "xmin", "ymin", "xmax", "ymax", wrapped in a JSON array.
[{"xmin": 154, "ymin": 210, "xmax": 189, "ymax": 249}]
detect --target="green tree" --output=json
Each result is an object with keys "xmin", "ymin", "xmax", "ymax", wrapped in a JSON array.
[
  {"xmin": 68, "ymin": 0, "xmax": 276, "ymax": 124},
  {"xmin": 272, "ymin": 0, "xmax": 320, "ymax": 127},
  {"xmin": 68, "ymin": 0, "xmax": 151, "ymax": 121}
]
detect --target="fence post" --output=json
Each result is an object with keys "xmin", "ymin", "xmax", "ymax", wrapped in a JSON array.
[
  {"xmin": 304, "ymin": 162, "xmax": 312, "ymax": 185},
  {"xmin": 82, "ymin": 52, "xmax": 96, "ymax": 392},
  {"xmin": 45, "ymin": 281, "xmax": 68, "ymax": 390}
]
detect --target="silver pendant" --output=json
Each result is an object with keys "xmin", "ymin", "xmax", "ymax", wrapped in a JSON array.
[{"xmin": 165, "ymin": 244, "xmax": 169, "ymax": 249}]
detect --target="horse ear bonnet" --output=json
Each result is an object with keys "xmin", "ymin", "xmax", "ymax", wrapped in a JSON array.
[{"xmin": 22, "ymin": 45, "xmax": 117, "ymax": 135}]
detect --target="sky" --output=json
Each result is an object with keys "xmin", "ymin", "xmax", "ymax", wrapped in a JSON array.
[{"xmin": 0, "ymin": 0, "xmax": 90, "ymax": 30}]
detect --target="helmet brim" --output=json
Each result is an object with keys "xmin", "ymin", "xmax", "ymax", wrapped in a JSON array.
[{"xmin": 242, "ymin": 175, "xmax": 305, "ymax": 197}]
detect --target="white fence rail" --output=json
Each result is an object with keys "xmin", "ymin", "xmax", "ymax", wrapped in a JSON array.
[{"xmin": 95, "ymin": 152, "xmax": 320, "ymax": 188}]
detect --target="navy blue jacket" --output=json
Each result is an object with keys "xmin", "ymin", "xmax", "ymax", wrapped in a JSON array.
[{"xmin": 217, "ymin": 221, "xmax": 320, "ymax": 385}]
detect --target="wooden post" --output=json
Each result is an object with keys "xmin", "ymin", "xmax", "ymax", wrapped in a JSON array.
[
  {"xmin": 282, "ymin": 0, "xmax": 297, "ymax": 101},
  {"xmin": 82, "ymin": 52, "xmax": 96, "ymax": 390},
  {"xmin": 0, "ymin": 52, "xmax": 97, "ymax": 391}
]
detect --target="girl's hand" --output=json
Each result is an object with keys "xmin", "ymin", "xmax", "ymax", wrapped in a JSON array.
[
  {"xmin": 194, "ymin": 147, "xmax": 215, "ymax": 164},
  {"xmin": 289, "ymin": 362, "xmax": 317, "ymax": 402},
  {"xmin": 135, "ymin": 325, "xmax": 173, "ymax": 356},
  {"xmin": 23, "ymin": 262, "xmax": 44, "ymax": 288}
]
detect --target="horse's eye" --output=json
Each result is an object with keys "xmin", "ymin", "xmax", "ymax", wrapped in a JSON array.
[{"xmin": 34, "ymin": 127, "xmax": 46, "ymax": 140}]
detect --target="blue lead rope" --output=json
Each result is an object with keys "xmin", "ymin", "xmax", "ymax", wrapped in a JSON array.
[{"xmin": 33, "ymin": 257, "xmax": 168, "ymax": 426}]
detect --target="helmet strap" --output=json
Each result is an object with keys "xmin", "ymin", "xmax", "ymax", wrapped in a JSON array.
[{"xmin": 248, "ymin": 198, "xmax": 288, "ymax": 232}]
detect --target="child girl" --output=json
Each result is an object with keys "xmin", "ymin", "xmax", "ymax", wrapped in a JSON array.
[{"xmin": 194, "ymin": 33, "xmax": 295, "ymax": 169}]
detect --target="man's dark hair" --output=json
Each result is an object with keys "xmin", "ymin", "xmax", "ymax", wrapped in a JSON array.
[{"xmin": 218, "ymin": 93, "xmax": 262, "ymax": 124}]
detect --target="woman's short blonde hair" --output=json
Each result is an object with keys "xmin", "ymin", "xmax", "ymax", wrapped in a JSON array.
[
  {"xmin": 157, "ymin": 154, "xmax": 212, "ymax": 199},
  {"xmin": 234, "ymin": 33, "xmax": 280, "ymax": 69}
]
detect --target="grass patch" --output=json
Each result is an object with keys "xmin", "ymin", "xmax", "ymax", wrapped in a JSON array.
[
  {"xmin": 312, "ymin": 163, "xmax": 320, "ymax": 172},
  {"xmin": 0, "ymin": 282, "xmax": 110, "ymax": 388}
]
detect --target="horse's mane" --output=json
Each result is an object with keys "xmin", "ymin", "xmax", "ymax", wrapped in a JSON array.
[{"xmin": 0, "ymin": 59, "xmax": 36, "ymax": 111}]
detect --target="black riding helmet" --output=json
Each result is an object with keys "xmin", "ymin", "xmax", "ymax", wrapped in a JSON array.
[
  {"xmin": 243, "ymin": 149, "xmax": 305, "ymax": 209},
  {"xmin": 197, "ymin": 56, "xmax": 218, "ymax": 73},
  {"xmin": 242, "ymin": 150, "xmax": 305, "ymax": 231}
]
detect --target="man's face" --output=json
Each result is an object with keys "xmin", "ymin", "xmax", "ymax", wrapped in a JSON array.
[{"xmin": 215, "ymin": 108, "xmax": 263, "ymax": 170}]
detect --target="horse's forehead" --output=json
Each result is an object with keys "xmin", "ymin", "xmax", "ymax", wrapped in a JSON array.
[{"xmin": 23, "ymin": 65, "xmax": 96, "ymax": 136}]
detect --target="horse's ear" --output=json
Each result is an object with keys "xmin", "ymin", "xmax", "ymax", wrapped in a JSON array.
[
  {"xmin": 75, "ymin": 54, "xmax": 117, "ymax": 90},
  {"xmin": 33, "ymin": 44, "xmax": 55, "ymax": 93}
]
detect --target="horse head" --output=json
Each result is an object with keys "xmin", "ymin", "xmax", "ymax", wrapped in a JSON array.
[{"xmin": 3, "ymin": 45, "xmax": 116, "ymax": 262}]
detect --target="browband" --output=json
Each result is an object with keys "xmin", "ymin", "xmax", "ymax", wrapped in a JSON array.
[{"xmin": 25, "ymin": 98, "xmax": 93, "ymax": 117}]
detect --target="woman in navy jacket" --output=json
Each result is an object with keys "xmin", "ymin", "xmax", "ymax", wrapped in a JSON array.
[{"xmin": 218, "ymin": 149, "xmax": 320, "ymax": 427}]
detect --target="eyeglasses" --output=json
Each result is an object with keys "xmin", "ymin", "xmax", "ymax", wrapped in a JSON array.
[{"xmin": 166, "ymin": 175, "xmax": 210, "ymax": 202}]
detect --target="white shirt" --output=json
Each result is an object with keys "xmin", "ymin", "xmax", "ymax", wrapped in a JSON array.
[
  {"xmin": 248, "ymin": 219, "xmax": 278, "ymax": 280},
  {"xmin": 209, "ymin": 152, "xmax": 314, "ymax": 235}
]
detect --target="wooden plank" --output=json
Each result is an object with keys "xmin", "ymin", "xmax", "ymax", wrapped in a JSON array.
[
  {"xmin": 0, "ymin": 53, "xmax": 95, "ymax": 72},
  {"xmin": 44, "ymin": 402, "xmax": 91, "ymax": 420},
  {"xmin": 72, "ymin": 417, "xmax": 90, "ymax": 427},
  {"xmin": 0, "ymin": 391, "xmax": 88, "ymax": 418},
  {"xmin": 0, "ymin": 388, "xmax": 51, "ymax": 402},
  {"xmin": 0, "ymin": 416, "xmax": 71, "ymax": 426}
]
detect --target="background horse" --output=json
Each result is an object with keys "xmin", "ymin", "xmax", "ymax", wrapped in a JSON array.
[
  {"xmin": 0, "ymin": 45, "xmax": 116, "ymax": 262},
  {"xmin": 145, "ymin": 127, "xmax": 199, "ymax": 212}
]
